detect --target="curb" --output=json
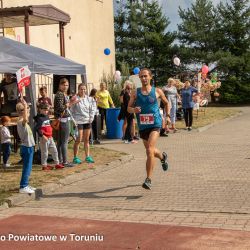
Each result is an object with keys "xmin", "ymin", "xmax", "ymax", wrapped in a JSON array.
[
  {"xmin": 1, "ymin": 154, "xmax": 134, "ymax": 209},
  {"xmin": 197, "ymin": 111, "xmax": 243, "ymax": 133}
]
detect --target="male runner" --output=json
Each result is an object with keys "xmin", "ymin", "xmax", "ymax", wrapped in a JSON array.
[{"xmin": 128, "ymin": 68, "xmax": 171, "ymax": 190}]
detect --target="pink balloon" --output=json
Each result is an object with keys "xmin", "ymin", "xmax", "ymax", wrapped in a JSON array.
[{"xmin": 202, "ymin": 65, "xmax": 209, "ymax": 74}]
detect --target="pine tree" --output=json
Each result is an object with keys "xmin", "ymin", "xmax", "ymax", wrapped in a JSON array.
[
  {"xmin": 216, "ymin": 0, "xmax": 250, "ymax": 57},
  {"xmin": 114, "ymin": 0, "xmax": 176, "ymax": 84},
  {"xmin": 178, "ymin": 0, "xmax": 217, "ymax": 64},
  {"xmin": 215, "ymin": 0, "xmax": 250, "ymax": 103}
]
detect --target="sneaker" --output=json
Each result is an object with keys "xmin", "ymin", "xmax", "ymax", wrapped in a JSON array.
[
  {"xmin": 101, "ymin": 130, "xmax": 105, "ymax": 135},
  {"xmin": 173, "ymin": 128, "xmax": 178, "ymax": 133},
  {"xmin": 19, "ymin": 186, "xmax": 35, "ymax": 194},
  {"xmin": 133, "ymin": 136, "xmax": 140, "ymax": 140},
  {"xmin": 55, "ymin": 164, "xmax": 64, "ymax": 169},
  {"xmin": 85, "ymin": 156, "xmax": 95, "ymax": 163},
  {"xmin": 124, "ymin": 140, "xmax": 129, "ymax": 144},
  {"xmin": 188, "ymin": 127, "xmax": 192, "ymax": 131},
  {"xmin": 185, "ymin": 127, "xmax": 189, "ymax": 130},
  {"xmin": 160, "ymin": 132, "xmax": 169, "ymax": 137},
  {"xmin": 73, "ymin": 157, "xmax": 82, "ymax": 164},
  {"xmin": 28, "ymin": 185, "xmax": 37, "ymax": 191},
  {"xmin": 94, "ymin": 140, "xmax": 101, "ymax": 144},
  {"xmin": 161, "ymin": 152, "xmax": 169, "ymax": 171},
  {"xmin": 142, "ymin": 178, "xmax": 151, "ymax": 190},
  {"xmin": 42, "ymin": 165, "xmax": 54, "ymax": 171},
  {"xmin": 3, "ymin": 163, "xmax": 11, "ymax": 168},
  {"xmin": 129, "ymin": 140, "xmax": 138, "ymax": 144},
  {"xmin": 63, "ymin": 162, "xmax": 75, "ymax": 168}
]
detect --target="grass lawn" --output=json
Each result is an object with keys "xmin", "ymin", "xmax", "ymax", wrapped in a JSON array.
[
  {"xmin": 0, "ymin": 144, "xmax": 126, "ymax": 205},
  {"xmin": 175, "ymin": 107, "xmax": 240, "ymax": 129}
]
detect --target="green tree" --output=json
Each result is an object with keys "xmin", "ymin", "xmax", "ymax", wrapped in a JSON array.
[
  {"xmin": 177, "ymin": 0, "xmax": 250, "ymax": 103},
  {"xmin": 115, "ymin": 0, "xmax": 176, "ymax": 84},
  {"xmin": 178, "ymin": 0, "xmax": 217, "ymax": 64},
  {"xmin": 215, "ymin": 0, "xmax": 250, "ymax": 103}
]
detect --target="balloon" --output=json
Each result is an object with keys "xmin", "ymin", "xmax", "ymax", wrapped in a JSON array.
[
  {"xmin": 114, "ymin": 70, "xmax": 121, "ymax": 81},
  {"xmin": 104, "ymin": 48, "xmax": 111, "ymax": 55},
  {"xmin": 133, "ymin": 67, "xmax": 140, "ymax": 75},
  {"xmin": 202, "ymin": 65, "xmax": 209, "ymax": 74},
  {"xmin": 173, "ymin": 57, "xmax": 180, "ymax": 66}
]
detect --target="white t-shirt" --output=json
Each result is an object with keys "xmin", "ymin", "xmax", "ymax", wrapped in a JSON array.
[{"xmin": 0, "ymin": 126, "xmax": 11, "ymax": 144}]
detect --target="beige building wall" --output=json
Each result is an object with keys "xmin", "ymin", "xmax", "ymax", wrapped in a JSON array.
[{"xmin": 3, "ymin": 0, "xmax": 116, "ymax": 87}]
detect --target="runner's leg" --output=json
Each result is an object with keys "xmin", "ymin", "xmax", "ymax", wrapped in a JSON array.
[{"xmin": 143, "ymin": 130, "xmax": 160, "ymax": 179}]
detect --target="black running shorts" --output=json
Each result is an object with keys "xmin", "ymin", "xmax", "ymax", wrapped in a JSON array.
[{"xmin": 139, "ymin": 127, "xmax": 161, "ymax": 141}]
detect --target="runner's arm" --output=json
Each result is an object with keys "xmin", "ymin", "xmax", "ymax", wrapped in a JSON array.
[{"xmin": 127, "ymin": 90, "xmax": 141, "ymax": 113}]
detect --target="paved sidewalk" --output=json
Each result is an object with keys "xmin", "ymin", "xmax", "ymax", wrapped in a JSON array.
[{"xmin": 0, "ymin": 107, "xmax": 250, "ymax": 249}]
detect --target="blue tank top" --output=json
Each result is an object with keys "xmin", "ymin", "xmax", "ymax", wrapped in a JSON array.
[{"xmin": 135, "ymin": 87, "xmax": 162, "ymax": 131}]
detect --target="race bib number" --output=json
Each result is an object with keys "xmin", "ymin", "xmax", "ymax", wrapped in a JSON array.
[{"xmin": 139, "ymin": 114, "xmax": 154, "ymax": 125}]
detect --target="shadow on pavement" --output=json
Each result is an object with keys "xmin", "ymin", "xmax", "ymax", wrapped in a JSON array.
[{"xmin": 41, "ymin": 184, "xmax": 142, "ymax": 200}]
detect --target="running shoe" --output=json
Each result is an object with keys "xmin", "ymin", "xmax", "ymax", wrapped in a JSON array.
[
  {"xmin": 160, "ymin": 132, "xmax": 169, "ymax": 137},
  {"xmin": 85, "ymin": 156, "xmax": 95, "ymax": 163},
  {"xmin": 73, "ymin": 157, "xmax": 82, "ymax": 164},
  {"xmin": 142, "ymin": 178, "xmax": 151, "ymax": 190},
  {"xmin": 63, "ymin": 162, "xmax": 75, "ymax": 168},
  {"xmin": 161, "ymin": 152, "xmax": 169, "ymax": 171},
  {"xmin": 55, "ymin": 164, "xmax": 64, "ymax": 169},
  {"xmin": 42, "ymin": 165, "xmax": 54, "ymax": 171},
  {"xmin": 3, "ymin": 163, "xmax": 11, "ymax": 168},
  {"xmin": 28, "ymin": 185, "xmax": 37, "ymax": 191},
  {"xmin": 19, "ymin": 186, "xmax": 35, "ymax": 194}
]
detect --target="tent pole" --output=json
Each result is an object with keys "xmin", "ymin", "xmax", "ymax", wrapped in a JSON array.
[
  {"xmin": 24, "ymin": 11, "xmax": 30, "ymax": 45},
  {"xmin": 59, "ymin": 22, "xmax": 65, "ymax": 57}
]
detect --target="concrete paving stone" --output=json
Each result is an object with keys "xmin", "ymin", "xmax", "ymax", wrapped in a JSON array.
[{"xmin": 1, "ymin": 106, "xmax": 250, "ymax": 243}]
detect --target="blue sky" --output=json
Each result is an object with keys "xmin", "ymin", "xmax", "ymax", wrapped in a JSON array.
[{"xmin": 114, "ymin": 0, "xmax": 229, "ymax": 31}]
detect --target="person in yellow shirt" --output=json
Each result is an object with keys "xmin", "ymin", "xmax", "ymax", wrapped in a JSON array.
[{"xmin": 96, "ymin": 82, "xmax": 114, "ymax": 134}]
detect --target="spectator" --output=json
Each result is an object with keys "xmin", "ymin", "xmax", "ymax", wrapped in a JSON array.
[
  {"xmin": 181, "ymin": 80, "xmax": 199, "ymax": 131},
  {"xmin": 71, "ymin": 84, "xmax": 96, "ymax": 164},
  {"xmin": 118, "ymin": 81, "xmax": 139, "ymax": 141},
  {"xmin": 96, "ymin": 82, "xmax": 114, "ymax": 135},
  {"xmin": 54, "ymin": 78, "xmax": 77, "ymax": 167},
  {"xmin": 34, "ymin": 103, "xmax": 64, "ymax": 170},
  {"xmin": 123, "ymin": 82, "xmax": 137, "ymax": 144},
  {"xmin": 0, "ymin": 116, "xmax": 12, "ymax": 168},
  {"xmin": 89, "ymin": 88, "xmax": 100, "ymax": 144},
  {"xmin": 163, "ymin": 78, "xmax": 180, "ymax": 132},
  {"xmin": 16, "ymin": 97, "xmax": 36, "ymax": 194},
  {"xmin": 37, "ymin": 86, "xmax": 52, "ymax": 108},
  {"xmin": 0, "ymin": 73, "xmax": 18, "ymax": 114}
]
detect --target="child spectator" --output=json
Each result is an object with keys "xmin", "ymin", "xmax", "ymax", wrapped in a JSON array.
[
  {"xmin": 16, "ymin": 97, "xmax": 36, "ymax": 194},
  {"xmin": 0, "ymin": 116, "xmax": 12, "ymax": 168},
  {"xmin": 70, "ymin": 84, "xmax": 96, "ymax": 164},
  {"xmin": 37, "ymin": 86, "xmax": 52, "ymax": 108},
  {"xmin": 34, "ymin": 103, "xmax": 64, "ymax": 170}
]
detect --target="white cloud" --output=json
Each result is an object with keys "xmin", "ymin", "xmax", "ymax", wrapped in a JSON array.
[{"xmin": 157, "ymin": 0, "xmax": 229, "ymax": 31}]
